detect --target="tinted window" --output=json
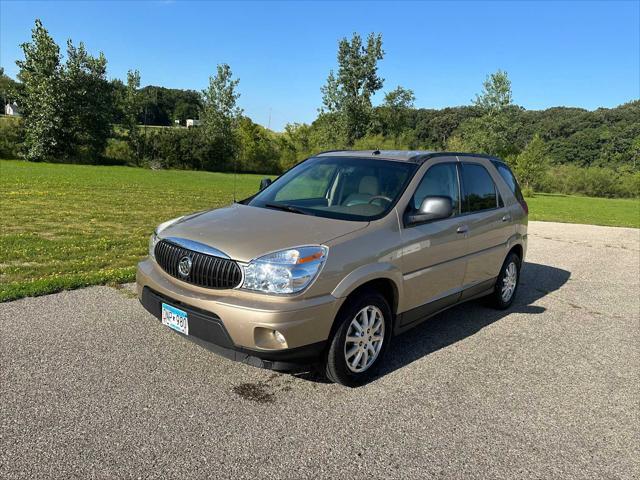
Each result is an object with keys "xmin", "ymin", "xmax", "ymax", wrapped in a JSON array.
[
  {"xmin": 412, "ymin": 163, "xmax": 459, "ymax": 214},
  {"xmin": 460, "ymin": 163, "xmax": 498, "ymax": 213},
  {"xmin": 493, "ymin": 161, "xmax": 525, "ymax": 204}
]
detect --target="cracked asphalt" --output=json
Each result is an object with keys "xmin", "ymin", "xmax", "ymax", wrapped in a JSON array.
[{"xmin": 1, "ymin": 221, "xmax": 638, "ymax": 479}]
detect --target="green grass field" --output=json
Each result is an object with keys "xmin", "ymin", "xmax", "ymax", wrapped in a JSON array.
[
  {"xmin": 525, "ymin": 193, "xmax": 639, "ymax": 228},
  {"xmin": 1, "ymin": 160, "xmax": 638, "ymax": 302},
  {"xmin": 0, "ymin": 160, "xmax": 267, "ymax": 302}
]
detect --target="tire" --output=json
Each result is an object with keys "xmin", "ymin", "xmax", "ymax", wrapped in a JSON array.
[
  {"xmin": 488, "ymin": 252, "xmax": 521, "ymax": 309},
  {"xmin": 324, "ymin": 289, "xmax": 392, "ymax": 387}
]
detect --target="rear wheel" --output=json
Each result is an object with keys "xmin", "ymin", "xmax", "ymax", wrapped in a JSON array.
[
  {"xmin": 488, "ymin": 252, "xmax": 521, "ymax": 309},
  {"xmin": 324, "ymin": 290, "xmax": 392, "ymax": 386}
]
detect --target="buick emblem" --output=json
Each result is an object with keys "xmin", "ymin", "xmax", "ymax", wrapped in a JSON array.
[{"xmin": 178, "ymin": 256, "xmax": 192, "ymax": 277}]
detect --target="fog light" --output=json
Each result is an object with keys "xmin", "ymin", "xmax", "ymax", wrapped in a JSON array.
[{"xmin": 273, "ymin": 330, "xmax": 286, "ymax": 344}]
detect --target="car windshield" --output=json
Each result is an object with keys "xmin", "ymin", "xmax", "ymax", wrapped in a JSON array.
[{"xmin": 247, "ymin": 156, "xmax": 417, "ymax": 221}]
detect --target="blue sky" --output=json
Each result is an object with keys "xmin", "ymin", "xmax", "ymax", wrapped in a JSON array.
[{"xmin": 1, "ymin": 1, "xmax": 638, "ymax": 130}]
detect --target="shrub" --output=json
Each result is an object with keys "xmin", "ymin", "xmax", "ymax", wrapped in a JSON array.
[
  {"xmin": 620, "ymin": 171, "xmax": 640, "ymax": 198},
  {"xmin": 0, "ymin": 116, "xmax": 24, "ymax": 159},
  {"xmin": 539, "ymin": 165, "xmax": 639, "ymax": 198},
  {"xmin": 104, "ymin": 138, "xmax": 132, "ymax": 165}
]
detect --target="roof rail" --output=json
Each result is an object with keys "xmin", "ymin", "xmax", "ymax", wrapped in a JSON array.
[{"xmin": 314, "ymin": 149, "xmax": 349, "ymax": 156}]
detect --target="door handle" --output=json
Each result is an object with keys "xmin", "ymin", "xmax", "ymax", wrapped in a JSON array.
[
  {"xmin": 501, "ymin": 214, "xmax": 511, "ymax": 222},
  {"xmin": 456, "ymin": 225, "xmax": 468, "ymax": 234}
]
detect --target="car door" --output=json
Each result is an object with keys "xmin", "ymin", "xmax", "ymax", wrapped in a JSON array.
[
  {"xmin": 458, "ymin": 159, "xmax": 513, "ymax": 296},
  {"xmin": 399, "ymin": 159, "xmax": 468, "ymax": 328}
]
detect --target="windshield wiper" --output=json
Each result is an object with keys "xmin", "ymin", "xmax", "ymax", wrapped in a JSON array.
[{"xmin": 265, "ymin": 203, "xmax": 312, "ymax": 216}]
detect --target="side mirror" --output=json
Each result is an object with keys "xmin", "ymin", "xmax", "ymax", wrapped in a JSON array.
[
  {"xmin": 259, "ymin": 178, "xmax": 272, "ymax": 191},
  {"xmin": 406, "ymin": 196, "xmax": 453, "ymax": 225}
]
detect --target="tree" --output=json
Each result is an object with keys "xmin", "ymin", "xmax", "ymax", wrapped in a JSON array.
[
  {"xmin": 0, "ymin": 67, "xmax": 21, "ymax": 107},
  {"xmin": 122, "ymin": 70, "xmax": 142, "ymax": 164},
  {"xmin": 201, "ymin": 63, "xmax": 243, "ymax": 169},
  {"xmin": 136, "ymin": 86, "xmax": 202, "ymax": 126},
  {"xmin": 383, "ymin": 86, "xmax": 415, "ymax": 110},
  {"xmin": 457, "ymin": 70, "xmax": 518, "ymax": 158},
  {"xmin": 320, "ymin": 32, "xmax": 384, "ymax": 145},
  {"xmin": 628, "ymin": 135, "xmax": 640, "ymax": 171},
  {"xmin": 514, "ymin": 134, "xmax": 550, "ymax": 190},
  {"xmin": 236, "ymin": 117, "xmax": 280, "ymax": 173},
  {"xmin": 456, "ymin": 112, "xmax": 519, "ymax": 158},
  {"xmin": 61, "ymin": 40, "xmax": 112, "ymax": 161},
  {"xmin": 380, "ymin": 86, "xmax": 415, "ymax": 137},
  {"xmin": 473, "ymin": 69, "xmax": 513, "ymax": 114},
  {"xmin": 16, "ymin": 19, "xmax": 65, "ymax": 161}
]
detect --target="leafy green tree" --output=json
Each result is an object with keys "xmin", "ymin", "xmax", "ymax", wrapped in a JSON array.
[
  {"xmin": 171, "ymin": 90, "xmax": 202, "ymax": 124},
  {"xmin": 320, "ymin": 32, "xmax": 384, "ymax": 145},
  {"xmin": 135, "ymin": 86, "xmax": 201, "ymax": 126},
  {"xmin": 473, "ymin": 69, "xmax": 513, "ymax": 114},
  {"xmin": 61, "ymin": 40, "xmax": 112, "ymax": 161},
  {"xmin": 629, "ymin": 135, "xmax": 640, "ymax": 171},
  {"xmin": 457, "ymin": 70, "xmax": 518, "ymax": 158},
  {"xmin": 0, "ymin": 67, "xmax": 21, "ymax": 107},
  {"xmin": 0, "ymin": 117, "xmax": 24, "ymax": 159},
  {"xmin": 413, "ymin": 106, "xmax": 480, "ymax": 150},
  {"xmin": 122, "ymin": 70, "xmax": 142, "ymax": 164},
  {"xmin": 16, "ymin": 19, "xmax": 65, "ymax": 161},
  {"xmin": 201, "ymin": 63, "xmax": 243, "ymax": 169},
  {"xmin": 279, "ymin": 122, "xmax": 314, "ymax": 170},
  {"xmin": 109, "ymin": 78, "xmax": 127, "ymax": 124},
  {"xmin": 384, "ymin": 86, "xmax": 415, "ymax": 110},
  {"xmin": 236, "ymin": 117, "xmax": 280, "ymax": 173},
  {"xmin": 379, "ymin": 86, "xmax": 415, "ymax": 138},
  {"xmin": 515, "ymin": 134, "xmax": 550, "ymax": 190},
  {"xmin": 456, "ymin": 112, "xmax": 519, "ymax": 158}
]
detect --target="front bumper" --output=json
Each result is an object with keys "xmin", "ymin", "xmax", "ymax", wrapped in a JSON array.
[{"xmin": 136, "ymin": 258, "xmax": 342, "ymax": 371}]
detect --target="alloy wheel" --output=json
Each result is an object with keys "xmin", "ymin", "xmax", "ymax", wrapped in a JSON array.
[
  {"xmin": 343, "ymin": 305, "xmax": 385, "ymax": 373},
  {"xmin": 501, "ymin": 261, "xmax": 518, "ymax": 302}
]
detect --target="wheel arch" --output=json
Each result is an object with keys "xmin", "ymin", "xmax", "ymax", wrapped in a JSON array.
[
  {"xmin": 331, "ymin": 263, "xmax": 402, "ymax": 314},
  {"xmin": 329, "ymin": 271, "xmax": 401, "ymax": 340},
  {"xmin": 508, "ymin": 243, "xmax": 523, "ymax": 262}
]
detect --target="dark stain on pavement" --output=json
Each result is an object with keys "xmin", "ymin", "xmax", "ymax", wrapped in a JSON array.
[{"xmin": 232, "ymin": 382, "xmax": 276, "ymax": 403}]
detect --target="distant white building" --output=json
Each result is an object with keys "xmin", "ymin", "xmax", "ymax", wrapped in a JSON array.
[
  {"xmin": 4, "ymin": 101, "xmax": 21, "ymax": 116},
  {"xmin": 186, "ymin": 119, "xmax": 201, "ymax": 128}
]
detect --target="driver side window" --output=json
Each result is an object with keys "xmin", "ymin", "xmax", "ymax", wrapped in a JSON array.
[{"xmin": 412, "ymin": 163, "xmax": 460, "ymax": 214}]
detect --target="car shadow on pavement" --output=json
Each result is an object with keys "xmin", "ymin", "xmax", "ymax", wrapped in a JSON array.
[
  {"xmin": 296, "ymin": 261, "xmax": 570, "ymax": 385},
  {"xmin": 379, "ymin": 261, "xmax": 571, "ymax": 380}
]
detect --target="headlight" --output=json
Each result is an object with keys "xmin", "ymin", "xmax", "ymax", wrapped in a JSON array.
[
  {"xmin": 148, "ymin": 216, "xmax": 185, "ymax": 259},
  {"xmin": 241, "ymin": 246, "xmax": 328, "ymax": 294}
]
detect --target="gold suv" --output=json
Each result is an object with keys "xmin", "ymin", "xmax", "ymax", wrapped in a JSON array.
[{"xmin": 137, "ymin": 150, "xmax": 528, "ymax": 386}]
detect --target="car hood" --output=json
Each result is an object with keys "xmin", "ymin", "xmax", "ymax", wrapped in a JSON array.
[{"xmin": 160, "ymin": 203, "xmax": 368, "ymax": 262}]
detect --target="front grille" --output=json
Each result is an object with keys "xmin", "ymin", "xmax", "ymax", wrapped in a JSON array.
[{"xmin": 154, "ymin": 239, "xmax": 243, "ymax": 289}]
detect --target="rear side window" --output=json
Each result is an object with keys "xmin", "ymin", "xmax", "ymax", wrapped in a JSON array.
[
  {"xmin": 492, "ymin": 161, "xmax": 525, "ymax": 204},
  {"xmin": 460, "ymin": 163, "xmax": 498, "ymax": 213}
]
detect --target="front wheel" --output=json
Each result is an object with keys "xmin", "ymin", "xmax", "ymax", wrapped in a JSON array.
[
  {"xmin": 488, "ymin": 252, "xmax": 521, "ymax": 309},
  {"xmin": 324, "ymin": 290, "xmax": 392, "ymax": 386}
]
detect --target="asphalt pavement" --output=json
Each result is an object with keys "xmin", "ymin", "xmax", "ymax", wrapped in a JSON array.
[{"xmin": 1, "ymin": 221, "xmax": 638, "ymax": 479}]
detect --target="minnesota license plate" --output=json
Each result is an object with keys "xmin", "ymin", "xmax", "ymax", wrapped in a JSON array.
[{"xmin": 161, "ymin": 303, "xmax": 188, "ymax": 335}]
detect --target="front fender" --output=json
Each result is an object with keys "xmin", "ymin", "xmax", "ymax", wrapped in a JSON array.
[{"xmin": 331, "ymin": 262, "xmax": 403, "ymax": 309}]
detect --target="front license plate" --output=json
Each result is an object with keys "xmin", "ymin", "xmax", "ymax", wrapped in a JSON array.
[{"xmin": 161, "ymin": 303, "xmax": 189, "ymax": 335}]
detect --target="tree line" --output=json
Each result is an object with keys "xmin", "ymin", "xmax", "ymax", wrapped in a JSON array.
[{"xmin": 1, "ymin": 20, "xmax": 638, "ymax": 198}]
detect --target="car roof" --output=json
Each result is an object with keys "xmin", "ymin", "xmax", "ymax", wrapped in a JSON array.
[{"xmin": 314, "ymin": 149, "xmax": 503, "ymax": 164}]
